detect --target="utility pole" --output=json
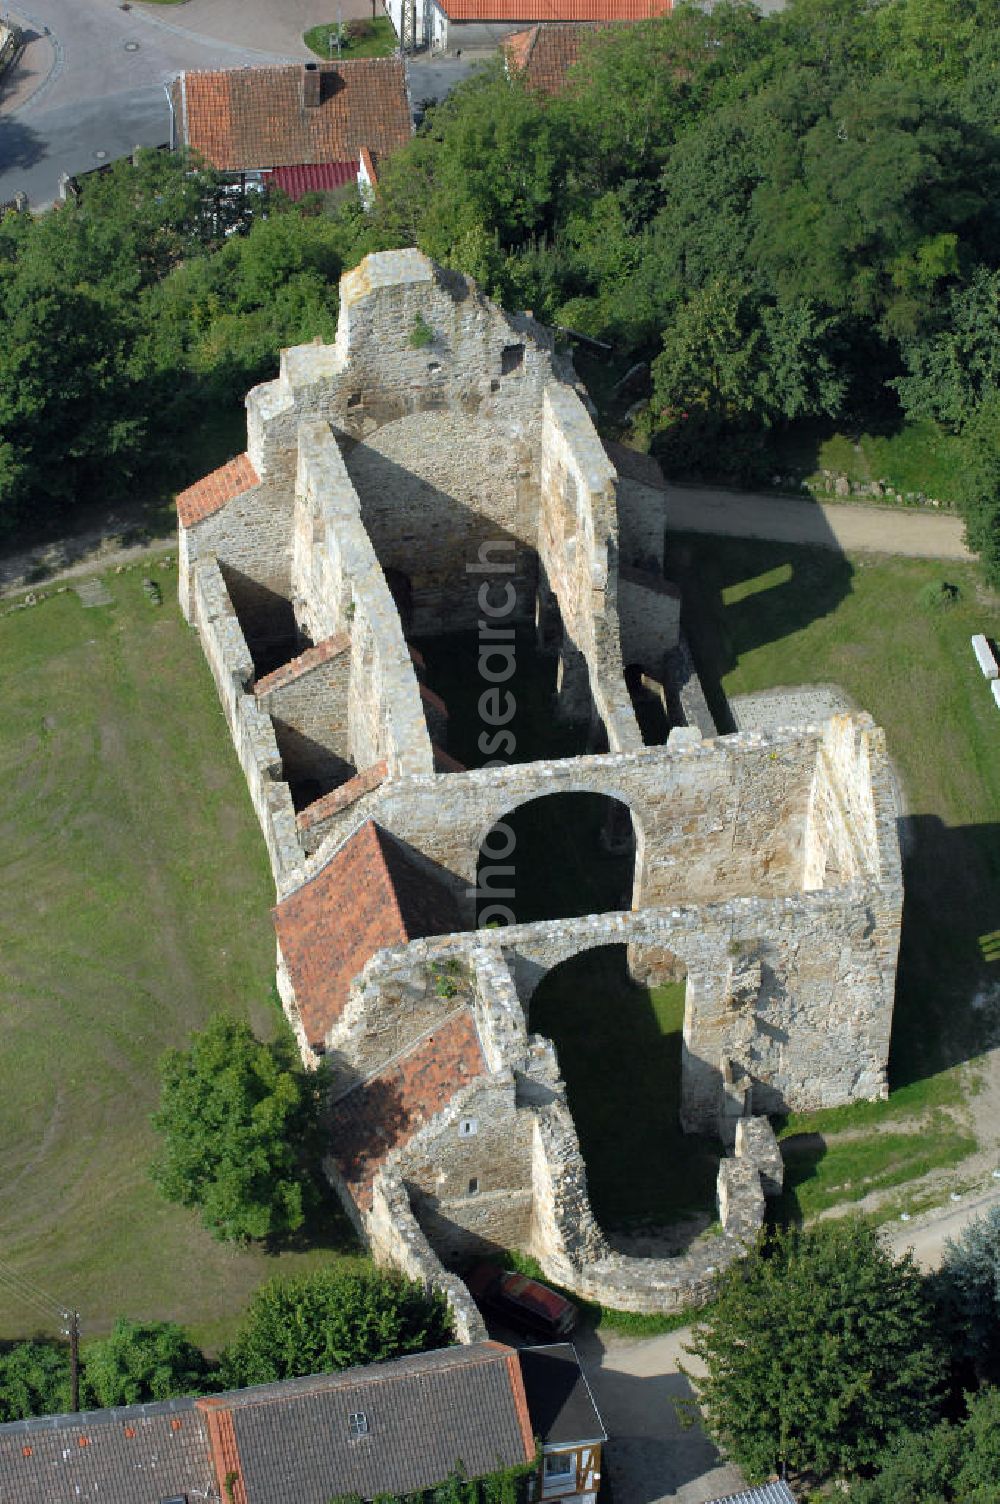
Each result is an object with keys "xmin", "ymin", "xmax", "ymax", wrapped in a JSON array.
[{"xmin": 63, "ymin": 1310, "xmax": 80, "ymax": 1412}]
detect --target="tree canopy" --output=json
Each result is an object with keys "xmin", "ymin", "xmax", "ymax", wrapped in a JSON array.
[
  {"xmin": 684, "ymin": 1220, "xmax": 943, "ymax": 1484},
  {"xmin": 150, "ymin": 1015, "xmax": 321, "ymax": 1244},
  {"xmin": 81, "ymin": 1318, "xmax": 213, "ymax": 1408},
  {"xmin": 220, "ymin": 1266, "xmax": 454, "ymax": 1389},
  {"xmin": 4, "ymin": 0, "xmax": 1000, "ymax": 579},
  {"xmin": 848, "ymin": 1386, "xmax": 1000, "ymax": 1504}
]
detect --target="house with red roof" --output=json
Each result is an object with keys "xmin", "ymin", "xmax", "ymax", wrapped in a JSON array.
[
  {"xmin": 167, "ymin": 58, "xmax": 411, "ymax": 199},
  {"xmin": 387, "ymin": 0, "xmax": 668, "ymax": 56}
]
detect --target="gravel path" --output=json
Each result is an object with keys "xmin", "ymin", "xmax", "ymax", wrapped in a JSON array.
[{"xmin": 666, "ymin": 484, "xmax": 972, "ymax": 561}]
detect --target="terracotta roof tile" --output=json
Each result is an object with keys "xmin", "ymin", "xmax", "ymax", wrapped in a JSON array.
[
  {"xmin": 330, "ymin": 1009, "xmax": 487, "ymax": 1208},
  {"xmin": 264, "ymin": 161, "xmax": 357, "ymax": 198},
  {"xmin": 176, "ymin": 453, "xmax": 258, "ymax": 527},
  {"xmin": 253, "ymin": 634, "xmax": 350, "ymax": 697},
  {"xmin": 504, "ymin": 22, "xmax": 603, "ymax": 93},
  {"xmin": 442, "ymin": 0, "xmax": 669, "ymax": 20},
  {"xmin": 273, "ymin": 820, "xmax": 463, "ymax": 1047},
  {"xmin": 173, "ymin": 60, "xmax": 411, "ymax": 173}
]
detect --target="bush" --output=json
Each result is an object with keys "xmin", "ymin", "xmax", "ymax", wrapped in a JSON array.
[
  {"xmin": 150, "ymin": 1016, "xmax": 322, "ymax": 1244},
  {"xmin": 83, "ymin": 1318, "xmax": 213, "ymax": 1407},
  {"xmin": 221, "ymin": 1266, "xmax": 454, "ymax": 1388}
]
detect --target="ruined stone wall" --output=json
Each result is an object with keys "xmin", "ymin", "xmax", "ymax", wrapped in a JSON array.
[
  {"xmin": 316, "ymin": 731, "xmax": 830, "ymax": 919},
  {"xmin": 538, "ymin": 386, "xmax": 640, "ymax": 750},
  {"xmin": 617, "ymin": 570, "xmax": 681, "ymax": 673},
  {"xmin": 292, "ymin": 420, "xmax": 433, "ymax": 784},
  {"xmin": 402, "ymin": 1075, "xmax": 536, "ymax": 1264},
  {"xmin": 246, "ymin": 251, "xmax": 559, "ymax": 504},
  {"xmin": 181, "ymin": 480, "xmax": 295, "ymax": 652},
  {"xmin": 616, "ymin": 475, "xmax": 667, "ymax": 573},
  {"xmin": 253, "ymin": 638, "xmax": 354, "ymax": 794},
  {"xmin": 190, "ymin": 559, "xmax": 301, "ymax": 884}
]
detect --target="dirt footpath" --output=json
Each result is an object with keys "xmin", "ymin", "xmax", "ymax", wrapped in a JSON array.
[{"xmin": 667, "ymin": 485, "xmax": 972, "ymax": 561}]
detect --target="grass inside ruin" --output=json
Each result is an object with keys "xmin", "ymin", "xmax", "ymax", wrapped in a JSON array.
[
  {"xmin": 674, "ymin": 535, "xmax": 1000, "ymax": 1208},
  {"xmin": 0, "ymin": 563, "xmax": 364, "ymax": 1349},
  {"xmin": 529, "ymin": 946, "xmax": 721, "ymax": 1231}
]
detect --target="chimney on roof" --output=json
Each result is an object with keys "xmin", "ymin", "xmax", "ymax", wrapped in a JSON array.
[{"xmin": 303, "ymin": 61, "xmax": 321, "ymax": 108}]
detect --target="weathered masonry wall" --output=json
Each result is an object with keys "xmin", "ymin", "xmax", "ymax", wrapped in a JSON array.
[
  {"xmin": 254, "ymin": 636, "xmax": 354, "ymax": 801},
  {"xmin": 291, "ymin": 420, "xmax": 432, "ymax": 784},
  {"xmin": 311, "ymin": 730, "xmax": 834, "ymax": 921},
  {"xmin": 190, "ymin": 560, "xmax": 302, "ymax": 883},
  {"xmin": 538, "ymin": 386, "xmax": 640, "ymax": 750}
]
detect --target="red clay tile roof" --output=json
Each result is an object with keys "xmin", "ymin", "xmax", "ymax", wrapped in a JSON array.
[
  {"xmin": 330, "ymin": 1009, "xmax": 487, "ymax": 1208},
  {"xmin": 172, "ymin": 60, "xmax": 411, "ymax": 173},
  {"xmin": 296, "ymin": 760, "xmax": 388, "ymax": 833},
  {"xmin": 273, "ymin": 820, "xmax": 463, "ymax": 1047},
  {"xmin": 175, "ymin": 453, "xmax": 258, "ymax": 527},
  {"xmin": 504, "ymin": 22, "xmax": 603, "ymax": 93},
  {"xmin": 253, "ymin": 634, "xmax": 350, "ymax": 697},
  {"xmin": 441, "ymin": 0, "xmax": 668, "ymax": 19},
  {"xmin": 264, "ymin": 161, "xmax": 357, "ymax": 198}
]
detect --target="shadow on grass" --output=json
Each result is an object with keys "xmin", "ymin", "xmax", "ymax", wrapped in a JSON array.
[
  {"xmin": 769, "ymin": 1133, "xmax": 828, "ymax": 1226},
  {"xmin": 891, "ymin": 814, "xmax": 1000, "ymax": 1087},
  {"xmin": 667, "ymin": 535, "xmax": 854, "ymax": 732}
]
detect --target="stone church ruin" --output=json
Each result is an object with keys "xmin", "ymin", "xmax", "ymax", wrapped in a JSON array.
[{"xmin": 177, "ymin": 250, "xmax": 903, "ymax": 1334}]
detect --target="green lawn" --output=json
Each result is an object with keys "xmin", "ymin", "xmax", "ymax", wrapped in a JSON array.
[
  {"xmin": 304, "ymin": 16, "xmax": 397, "ymax": 59},
  {"xmin": 529, "ymin": 947, "xmax": 721, "ymax": 1230},
  {"xmin": 0, "ymin": 563, "xmax": 364, "ymax": 1349}
]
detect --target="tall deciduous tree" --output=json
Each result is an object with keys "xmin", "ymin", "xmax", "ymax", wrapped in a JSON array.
[
  {"xmin": 931, "ymin": 1203, "xmax": 1000, "ymax": 1381},
  {"xmin": 221, "ymin": 1266, "xmax": 453, "ymax": 1388},
  {"xmin": 150, "ymin": 1016, "xmax": 321, "ymax": 1243},
  {"xmin": 684, "ymin": 1220, "xmax": 942, "ymax": 1483},
  {"xmin": 848, "ymin": 1386, "xmax": 1000, "ymax": 1503}
]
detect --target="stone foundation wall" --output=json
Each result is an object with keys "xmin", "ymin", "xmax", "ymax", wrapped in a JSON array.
[{"xmin": 190, "ymin": 560, "xmax": 301, "ymax": 884}]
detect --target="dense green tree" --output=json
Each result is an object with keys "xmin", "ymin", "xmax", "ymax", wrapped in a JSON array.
[
  {"xmin": 684, "ymin": 1220, "xmax": 942, "ymax": 1484},
  {"xmin": 849, "ymin": 1387, "xmax": 1000, "ymax": 1503},
  {"xmin": 150, "ymin": 1016, "xmax": 321, "ymax": 1244},
  {"xmin": 82, "ymin": 1318, "xmax": 213, "ymax": 1407},
  {"xmin": 895, "ymin": 268, "xmax": 1000, "ymax": 429},
  {"xmin": 0, "ymin": 1340, "xmax": 71, "ymax": 1421},
  {"xmin": 955, "ymin": 392, "xmax": 1000, "ymax": 587},
  {"xmin": 931, "ymin": 1203, "xmax": 1000, "ymax": 1381},
  {"xmin": 221, "ymin": 1266, "xmax": 453, "ymax": 1388}
]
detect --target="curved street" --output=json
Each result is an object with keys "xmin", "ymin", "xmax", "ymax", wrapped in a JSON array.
[{"xmin": 0, "ymin": 0, "xmax": 356, "ymax": 207}]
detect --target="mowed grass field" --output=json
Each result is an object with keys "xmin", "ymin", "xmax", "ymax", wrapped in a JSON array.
[
  {"xmin": 672, "ymin": 535, "xmax": 1000, "ymax": 1214},
  {"xmin": 0, "ymin": 561, "xmax": 363, "ymax": 1349}
]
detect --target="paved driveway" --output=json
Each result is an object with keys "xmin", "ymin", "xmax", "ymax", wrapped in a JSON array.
[{"xmin": 576, "ymin": 1325, "xmax": 747, "ymax": 1504}]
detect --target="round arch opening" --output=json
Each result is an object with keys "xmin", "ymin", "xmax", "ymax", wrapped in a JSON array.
[
  {"xmin": 475, "ymin": 791, "xmax": 638, "ymax": 928},
  {"xmin": 529, "ymin": 944, "xmax": 719, "ymax": 1233}
]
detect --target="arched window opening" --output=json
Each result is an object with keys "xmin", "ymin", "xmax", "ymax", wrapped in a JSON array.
[
  {"xmin": 529, "ymin": 945, "xmax": 718, "ymax": 1233},
  {"xmin": 476, "ymin": 793, "xmax": 636, "ymax": 929}
]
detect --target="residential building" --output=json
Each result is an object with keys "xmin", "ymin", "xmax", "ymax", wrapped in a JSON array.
[
  {"xmin": 0, "ymin": 1340, "xmax": 605, "ymax": 1503},
  {"xmin": 388, "ymin": 0, "xmax": 669, "ymax": 57},
  {"xmin": 167, "ymin": 59, "xmax": 412, "ymax": 198}
]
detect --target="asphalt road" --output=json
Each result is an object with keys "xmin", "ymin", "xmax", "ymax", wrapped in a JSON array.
[
  {"xmin": 0, "ymin": 0, "xmax": 301, "ymax": 206},
  {"xmin": 0, "ymin": 0, "xmax": 491, "ymax": 206}
]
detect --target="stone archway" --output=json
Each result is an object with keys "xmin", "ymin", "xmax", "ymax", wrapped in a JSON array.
[
  {"xmin": 528, "ymin": 943, "xmax": 719, "ymax": 1233},
  {"xmin": 475, "ymin": 791, "xmax": 641, "ymax": 929}
]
